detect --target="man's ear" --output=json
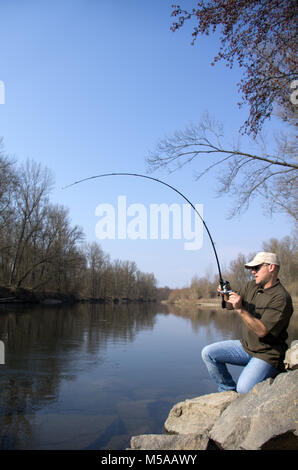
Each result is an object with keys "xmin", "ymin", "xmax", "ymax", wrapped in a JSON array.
[{"xmin": 268, "ymin": 264, "xmax": 277, "ymax": 273}]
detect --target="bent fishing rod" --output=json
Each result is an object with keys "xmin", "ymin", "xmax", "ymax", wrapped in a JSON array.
[{"xmin": 63, "ymin": 172, "xmax": 231, "ymax": 308}]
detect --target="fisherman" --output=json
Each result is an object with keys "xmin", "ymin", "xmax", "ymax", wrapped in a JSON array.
[{"xmin": 201, "ymin": 252, "xmax": 294, "ymax": 394}]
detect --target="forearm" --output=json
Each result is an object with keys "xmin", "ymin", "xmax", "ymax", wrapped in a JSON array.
[
  {"xmin": 227, "ymin": 291, "xmax": 269, "ymax": 337},
  {"xmin": 236, "ymin": 307, "xmax": 268, "ymax": 337}
]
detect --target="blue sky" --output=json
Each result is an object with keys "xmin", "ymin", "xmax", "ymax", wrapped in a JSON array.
[{"xmin": 0, "ymin": 0, "xmax": 294, "ymax": 288}]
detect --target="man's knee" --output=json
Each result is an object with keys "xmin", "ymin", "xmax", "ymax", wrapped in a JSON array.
[
  {"xmin": 236, "ymin": 381, "xmax": 251, "ymax": 394},
  {"xmin": 201, "ymin": 344, "xmax": 213, "ymax": 363}
]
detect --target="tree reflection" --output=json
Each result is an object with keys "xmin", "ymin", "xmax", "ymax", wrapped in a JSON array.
[{"xmin": 0, "ymin": 302, "xmax": 161, "ymax": 449}]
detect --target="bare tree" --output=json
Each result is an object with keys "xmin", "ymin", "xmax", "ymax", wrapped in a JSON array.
[
  {"xmin": 26, "ymin": 204, "xmax": 85, "ymax": 292},
  {"xmin": 46, "ymin": 205, "xmax": 85, "ymax": 293},
  {"xmin": 84, "ymin": 241, "xmax": 108, "ymax": 297},
  {"xmin": 262, "ymin": 236, "xmax": 297, "ymax": 292},
  {"xmin": 9, "ymin": 159, "xmax": 54, "ymax": 286},
  {"xmin": 146, "ymin": 112, "xmax": 298, "ymax": 221},
  {"xmin": 0, "ymin": 142, "xmax": 18, "ymax": 223},
  {"xmin": 0, "ymin": 146, "xmax": 19, "ymax": 282},
  {"xmin": 135, "ymin": 271, "xmax": 158, "ymax": 300}
]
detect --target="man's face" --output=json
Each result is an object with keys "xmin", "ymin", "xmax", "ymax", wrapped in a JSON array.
[{"xmin": 251, "ymin": 263, "xmax": 271, "ymax": 285}]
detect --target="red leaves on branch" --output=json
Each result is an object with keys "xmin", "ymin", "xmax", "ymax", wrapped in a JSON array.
[{"xmin": 171, "ymin": 1, "xmax": 297, "ymax": 135}]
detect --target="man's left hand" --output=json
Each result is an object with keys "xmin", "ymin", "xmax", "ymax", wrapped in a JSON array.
[{"xmin": 228, "ymin": 292, "xmax": 242, "ymax": 310}]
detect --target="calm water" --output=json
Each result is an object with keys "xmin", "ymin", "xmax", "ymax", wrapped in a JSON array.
[{"xmin": 0, "ymin": 301, "xmax": 297, "ymax": 450}]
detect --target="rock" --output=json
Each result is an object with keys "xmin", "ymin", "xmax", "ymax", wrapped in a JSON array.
[
  {"xmin": 284, "ymin": 340, "xmax": 298, "ymax": 370},
  {"xmin": 164, "ymin": 391, "xmax": 238, "ymax": 435},
  {"xmin": 130, "ymin": 433, "xmax": 210, "ymax": 450},
  {"xmin": 209, "ymin": 369, "xmax": 298, "ymax": 450}
]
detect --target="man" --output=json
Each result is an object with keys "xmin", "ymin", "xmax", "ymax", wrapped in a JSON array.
[{"xmin": 201, "ymin": 252, "xmax": 294, "ymax": 394}]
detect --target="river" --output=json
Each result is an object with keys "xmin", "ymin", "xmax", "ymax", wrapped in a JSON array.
[{"xmin": 0, "ymin": 301, "xmax": 297, "ymax": 450}]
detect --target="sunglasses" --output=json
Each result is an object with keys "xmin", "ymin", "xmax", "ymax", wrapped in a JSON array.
[{"xmin": 251, "ymin": 263, "xmax": 268, "ymax": 272}]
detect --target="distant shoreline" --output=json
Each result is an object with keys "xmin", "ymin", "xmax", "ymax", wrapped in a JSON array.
[
  {"xmin": 162, "ymin": 298, "xmax": 221, "ymax": 308},
  {"xmin": 0, "ymin": 285, "xmax": 156, "ymax": 306},
  {"xmin": 1, "ymin": 286, "xmax": 297, "ymax": 312}
]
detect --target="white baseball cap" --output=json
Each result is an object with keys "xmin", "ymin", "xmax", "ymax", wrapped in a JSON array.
[{"xmin": 245, "ymin": 252, "xmax": 280, "ymax": 268}]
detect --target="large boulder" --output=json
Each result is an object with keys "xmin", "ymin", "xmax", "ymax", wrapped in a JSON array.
[
  {"xmin": 284, "ymin": 340, "xmax": 298, "ymax": 370},
  {"xmin": 164, "ymin": 391, "xmax": 238, "ymax": 435},
  {"xmin": 209, "ymin": 369, "xmax": 298, "ymax": 450},
  {"xmin": 129, "ymin": 392, "xmax": 238, "ymax": 450}
]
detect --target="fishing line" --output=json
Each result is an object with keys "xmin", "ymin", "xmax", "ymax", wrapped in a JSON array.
[{"xmin": 63, "ymin": 172, "xmax": 229, "ymax": 307}]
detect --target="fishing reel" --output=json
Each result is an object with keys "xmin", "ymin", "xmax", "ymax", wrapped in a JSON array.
[{"xmin": 218, "ymin": 280, "xmax": 232, "ymax": 309}]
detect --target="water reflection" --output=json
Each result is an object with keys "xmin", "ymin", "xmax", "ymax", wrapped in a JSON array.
[{"xmin": 0, "ymin": 302, "xmax": 296, "ymax": 450}]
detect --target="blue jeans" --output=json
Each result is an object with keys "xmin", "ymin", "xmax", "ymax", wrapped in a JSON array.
[{"xmin": 201, "ymin": 340, "xmax": 279, "ymax": 394}]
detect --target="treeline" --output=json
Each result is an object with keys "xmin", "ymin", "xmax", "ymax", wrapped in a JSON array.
[
  {"xmin": 166, "ymin": 235, "xmax": 298, "ymax": 303},
  {"xmin": 0, "ymin": 150, "xmax": 157, "ymax": 300}
]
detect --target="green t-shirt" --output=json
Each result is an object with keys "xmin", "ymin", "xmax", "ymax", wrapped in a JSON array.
[{"xmin": 239, "ymin": 280, "xmax": 294, "ymax": 370}]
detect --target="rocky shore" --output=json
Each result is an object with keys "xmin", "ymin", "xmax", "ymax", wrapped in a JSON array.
[
  {"xmin": 0, "ymin": 286, "xmax": 155, "ymax": 305},
  {"xmin": 129, "ymin": 342, "xmax": 298, "ymax": 451}
]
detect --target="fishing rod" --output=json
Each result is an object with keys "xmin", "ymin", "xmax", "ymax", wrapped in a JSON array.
[{"xmin": 63, "ymin": 172, "xmax": 231, "ymax": 308}]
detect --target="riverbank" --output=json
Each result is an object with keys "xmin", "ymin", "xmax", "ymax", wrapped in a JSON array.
[
  {"xmin": 163, "ymin": 296, "xmax": 298, "ymax": 310},
  {"xmin": 162, "ymin": 298, "xmax": 220, "ymax": 308},
  {"xmin": 0, "ymin": 285, "xmax": 156, "ymax": 305}
]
